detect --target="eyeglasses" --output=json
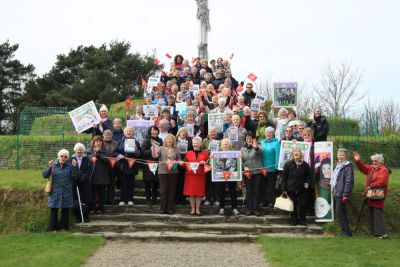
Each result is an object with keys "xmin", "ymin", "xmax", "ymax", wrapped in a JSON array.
[
  {"xmin": 298, "ymin": 127, "xmax": 304, "ymax": 130},
  {"xmin": 303, "ymin": 134, "xmax": 312, "ymax": 137},
  {"xmin": 60, "ymin": 155, "xmax": 68, "ymax": 158},
  {"xmin": 246, "ymin": 87, "xmax": 252, "ymax": 89},
  {"xmin": 259, "ymin": 115, "xmax": 266, "ymax": 118},
  {"xmin": 372, "ymin": 160, "xmax": 378, "ymax": 163},
  {"xmin": 285, "ymin": 130, "xmax": 293, "ymax": 132}
]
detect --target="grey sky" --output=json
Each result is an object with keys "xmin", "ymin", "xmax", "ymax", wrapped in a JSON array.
[{"xmin": 1, "ymin": 0, "xmax": 399, "ymax": 111}]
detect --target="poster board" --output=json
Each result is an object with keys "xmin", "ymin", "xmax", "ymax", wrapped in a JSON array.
[
  {"xmin": 278, "ymin": 141, "xmax": 311, "ymax": 170},
  {"xmin": 211, "ymin": 151, "xmax": 242, "ymax": 182},
  {"xmin": 273, "ymin": 82, "xmax": 298, "ymax": 107},
  {"xmin": 68, "ymin": 101, "xmax": 101, "ymax": 133}
]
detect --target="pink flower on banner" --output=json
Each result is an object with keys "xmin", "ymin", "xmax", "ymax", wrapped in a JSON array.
[{"xmin": 247, "ymin": 73, "xmax": 258, "ymax": 82}]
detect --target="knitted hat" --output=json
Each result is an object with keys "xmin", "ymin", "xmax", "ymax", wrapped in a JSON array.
[{"xmin": 99, "ymin": 104, "xmax": 108, "ymax": 113}]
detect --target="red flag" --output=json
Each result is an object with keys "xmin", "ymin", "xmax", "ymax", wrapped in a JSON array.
[
  {"xmin": 91, "ymin": 157, "xmax": 97, "ymax": 164},
  {"xmin": 243, "ymin": 170, "xmax": 251, "ymax": 179},
  {"xmin": 223, "ymin": 171, "xmax": 232, "ymax": 181},
  {"xmin": 165, "ymin": 53, "xmax": 172, "ymax": 59},
  {"xmin": 125, "ymin": 97, "xmax": 132, "ymax": 108},
  {"xmin": 236, "ymin": 83, "xmax": 244, "ymax": 93},
  {"xmin": 166, "ymin": 161, "xmax": 175, "ymax": 171},
  {"xmin": 247, "ymin": 73, "xmax": 258, "ymax": 82},
  {"xmin": 141, "ymin": 77, "xmax": 147, "ymax": 89},
  {"xmin": 260, "ymin": 167, "xmax": 268, "ymax": 177},
  {"xmin": 128, "ymin": 159, "xmax": 136, "ymax": 168},
  {"xmin": 204, "ymin": 164, "xmax": 212, "ymax": 173},
  {"xmin": 229, "ymin": 53, "xmax": 234, "ymax": 60},
  {"xmin": 108, "ymin": 157, "xmax": 117, "ymax": 168},
  {"xmin": 191, "ymin": 57, "xmax": 196, "ymax": 64}
]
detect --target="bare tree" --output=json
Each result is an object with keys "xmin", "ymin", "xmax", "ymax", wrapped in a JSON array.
[
  {"xmin": 296, "ymin": 83, "xmax": 318, "ymax": 117},
  {"xmin": 379, "ymin": 100, "xmax": 400, "ymax": 135},
  {"xmin": 315, "ymin": 62, "xmax": 366, "ymax": 117},
  {"xmin": 254, "ymin": 74, "xmax": 273, "ymax": 100}
]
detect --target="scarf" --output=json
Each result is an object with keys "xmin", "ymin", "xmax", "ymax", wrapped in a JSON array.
[{"xmin": 332, "ymin": 160, "xmax": 350, "ymax": 189}]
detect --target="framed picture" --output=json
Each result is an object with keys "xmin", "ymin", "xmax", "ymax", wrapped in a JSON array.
[
  {"xmin": 273, "ymin": 82, "xmax": 298, "ymax": 107},
  {"xmin": 278, "ymin": 141, "xmax": 311, "ymax": 170},
  {"xmin": 211, "ymin": 151, "xmax": 242, "ymax": 182},
  {"xmin": 68, "ymin": 101, "xmax": 100, "ymax": 133},
  {"xmin": 126, "ymin": 120, "xmax": 154, "ymax": 144}
]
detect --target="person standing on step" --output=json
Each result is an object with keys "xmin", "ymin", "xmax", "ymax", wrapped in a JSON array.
[
  {"xmin": 152, "ymin": 133, "xmax": 181, "ymax": 214},
  {"xmin": 215, "ymin": 138, "xmax": 240, "ymax": 216},
  {"xmin": 84, "ymin": 104, "xmax": 113, "ymax": 137},
  {"xmin": 43, "ymin": 149, "xmax": 78, "ymax": 231},
  {"xmin": 241, "ymin": 133, "xmax": 263, "ymax": 216},
  {"xmin": 183, "ymin": 136, "xmax": 209, "ymax": 215},
  {"xmin": 86, "ymin": 136, "xmax": 111, "ymax": 214},
  {"xmin": 175, "ymin": 127, "xmax": 193, "ymax": 206},
  {"xmin": 141, "ymin": 126, "xmax": 163, "ymax": 205},
  {"xmin": 115, "ymin": 127, "xmax": 141, "ymax": 206},
  {"xmin": 103, "ymin": 129, "xmax": 118, "ymax": 205},
  {"xmin": 281, "ymin": 148, "xmax": 311, "ymax": 226},
  {"xmin": 332, "ymin": 148, "xmax": 354, "ymax": 237}
]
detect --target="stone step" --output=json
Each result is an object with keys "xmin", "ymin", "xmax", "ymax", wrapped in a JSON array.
[
  {"xmin": 103, "ymin": 204, "xmax": 294, "ymax": 216},
  {"xmin": 91, "ymin": 213, "xmax": 314, "ymax": 225},
  {"xmin": 75, "ymin": 231, "xmax": 258, "ymax": 242},
  {"xmin": 77, "ymin": 220, "xmax": 323, "ymax": 235}
]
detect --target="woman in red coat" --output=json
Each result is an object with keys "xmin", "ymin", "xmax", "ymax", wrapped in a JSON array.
[
  {"xmin": 183, "ymin": 136, "xmax": 209, "ymax": 215},
  {"xmin": 353, "ymin": 152, "xmax": 390, "ymax": 239}
]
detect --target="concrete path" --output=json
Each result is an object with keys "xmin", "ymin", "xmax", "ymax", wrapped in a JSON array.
[{"xmin": 84, "ymin": 240, "xmax": 269, "ymax": 267}]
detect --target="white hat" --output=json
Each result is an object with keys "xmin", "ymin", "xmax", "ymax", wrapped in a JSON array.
[
  {"xmin": 99, "ymin": 104, "xmax": 108, "ymax": 113},
  {"xmin": 289, "ymin": 120, "xmax": 300, "ymax": 127}
]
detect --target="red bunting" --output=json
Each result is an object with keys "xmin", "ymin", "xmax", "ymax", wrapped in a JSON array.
[
  {"xmin": 165, "ymin": 53, "xmax": 172, "ymax": 59},
  {"xmin": 125, "ymin": 97, "xmax": 132, "ymax": 108},
  {"xmin": 108, "ymin": 157, "xmax": 117, "ymax": 168},
  {"xmin": 260, "ymin": 167, "xmax": 268, "ymax": 177},
  {"xmin": 247, "ymin": 73, "xmax": 258, "ymax": 82},
  {"xmin": 223, "ymin": 171, "xmax": 232, "ymax": 181},
  {"xmin": 243, "ymin": 170, "xmax": 251, "ymax": 179},
  {"xmin": 128, "ymin": 159, "xmax": 136, "ymax": 168},
  {"xmin": 204, "ymin": 164, "xmax": 212, "ymax": 173},
  {"xmin": 166, "ymin": 161, "xmax": 175, "ymax": 171},
  {"xmin": 91, "ymin": 157, "xmax": 97, "ymax": 164}
]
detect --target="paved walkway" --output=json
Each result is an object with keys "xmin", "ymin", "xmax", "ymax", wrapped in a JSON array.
[{"xmin": 84, "ymin": 240, "xmax": 269, "ymax": 267}]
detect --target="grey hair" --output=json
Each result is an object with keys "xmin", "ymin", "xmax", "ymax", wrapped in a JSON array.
[
  {"xmin": 265, "ymin": 126, "xmax": 275, "ymax": 134},
  {"xmin": 371, "ymin": 154, "xmax": 384, "ymax": 164},
  {"xmin": 337, "ymin": 148, "xmax": 348, "ymax": 156},
  {"xmin": 192, "ymin": 136, "xmax": 203, "ymax": 144},
  {"xmin": 58, "ymin": 149, "xmax": 69, "ymax": 158},
  {"xmin": 225, "ymin": 110, "xmax": 233, "ymax": 116},
  {"xmin": 73, "ymin": 143, "xmax": 86, "ymax": 152},
  {"xmin": 159, "ymin": 119, "xmax": 170, "ymax": 127},
  {"xmin": 113, "ymin": 118, "xmax": 122, "ymax": 123}
]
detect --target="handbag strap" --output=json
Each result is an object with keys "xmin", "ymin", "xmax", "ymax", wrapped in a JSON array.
[
  {"xmin": 50, "ymin": 163, "xmax": 55, "ymax": 182},
  {"xmin": 369, "ymin": 168, "xmax": 376, "ymax": 186}
]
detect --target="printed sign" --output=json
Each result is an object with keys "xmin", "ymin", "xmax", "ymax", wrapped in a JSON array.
[
  {"xmin": 124, "ymin": 139, "xmax": 136, "ymax": 153},
  {"xmin": 177, "ymin": 139, "xmax": 188, "ymax": 154},
  {"xmin": 126, "ymin": 120, "xmax": 154, "ymax": 143},
  {"xmin": 273, "ymin": 82, "xmax": 298, "ymax": 108},
  {"xmin": 208, "ymin": 113, "xmax": 225, "ymax": 133},
  {"xmin": 175, "ymin": 102, "xmax": 187, "ymax": 112},
  {"xmin": 208, "ymin": 140, "xmax": 220, "ymax": 152},
  {"xmin": 146, "ymin": 76, "xmax": 160, "ymax": 94},
  {"xmin": 143, "ymin": 105, "xmax": 158, "ymax": 117},
  {"xmin": 211, "ymin": 151, "xmax": 242, "ymax": 182},
  {"xmin": 69, "ymin": 101, "xmax": 101, "ymax": 133},
  {"xmin": 278, "ymin": 141, "xmax": 311, "ymax": 170}
]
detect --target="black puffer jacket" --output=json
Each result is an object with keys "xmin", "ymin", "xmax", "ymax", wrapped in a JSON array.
[
  {"xmin": 281, "ymin": 160, "xmax": 311, "ymax": 192},
  {"xmin": 86, "ymin": 148, "xmax": 110, "ymax": 185},
  {"xmin": 307, "ymin": 116, "xmax": 329, "ymax": 142}
]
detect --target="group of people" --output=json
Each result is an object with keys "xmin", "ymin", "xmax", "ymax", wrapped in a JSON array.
[{"xmin": 43, "ymin": 54, "xmax": 390, "ymax": 239}]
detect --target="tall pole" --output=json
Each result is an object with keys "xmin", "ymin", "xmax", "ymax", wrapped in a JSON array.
[{"xmin": 195, "ymin": 0, "xmax": 211, "ymax": 59}]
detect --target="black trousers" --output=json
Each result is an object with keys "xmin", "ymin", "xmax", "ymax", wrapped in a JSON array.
[
  {"xmin": 245, "ymin": 174, "xmax": 262, "ymax": 213},
  {"xmin": 145, "ymin": 181, "xmax": 158, "ymax": 203},
  {"xmin": 106, "ymin": 171, "xmax": 117, "ymax": 203},
  {"xmin": 259, "ymin": 172, "xmax": 277, "ymax": 205},
  {"xmin": 205, "ymin": 172, "xmax": 218, "ymax": 203},
  {"xmin": 49, "ymin": 208, "xmax": 69, "ymax": 231},
  {"xmin": 91, "ymin": 185, "xmax": 107, "ymax": 210},
  {"xmin": 288, "ymin": 190, "xmax": 307, "ymax": 223},
  {"xmin": 120, "ymin": 174, "xmax": 135, "ymax": 203},
  {"xmin": 368, "ymin": 206, "xmax": 388, "ymax": 236},
  {"xmin": 175, "ymin": 166, "xmax": 186, "ymax": 205},
  {"xmin": 334, "ymin": 196, "xmax": 352, "ymax": 235},
  {"xmin": 159, "ymin": 173, "xmax": 178, "ymax": 213},
  {"xmin": 218, "ymin": 182, "xmax": 237, "ymax": 209}
]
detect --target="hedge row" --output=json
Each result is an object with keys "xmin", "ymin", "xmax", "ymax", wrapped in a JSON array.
[{"xmin": 1, "ymin": 134, "xmax": 399, "ymax": 169}]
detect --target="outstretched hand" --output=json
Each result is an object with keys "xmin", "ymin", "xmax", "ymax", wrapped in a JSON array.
[{"xmin": 353, "ymin": 151, "xmax": 360, "ymax": 161}]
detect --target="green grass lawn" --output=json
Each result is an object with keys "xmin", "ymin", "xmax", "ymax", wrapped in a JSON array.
[
  {"xmin": 0, "ymin": 232, "xmax": 104, "ymax": 267},
  {"xmin": 259, "ymin": 235, "xmax": 400, "ymax": 267},
  {"xmin": 0, "ymin": 169, "xmax": 44, "ymax": 190}
]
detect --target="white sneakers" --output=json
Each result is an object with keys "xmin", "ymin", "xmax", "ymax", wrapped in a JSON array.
[
  {"xmin": 232, "ymin": 209, "xmax": 240, "ymax": 216},
  {"xmin": 118, "ymin": 201, "xmax": 125, "ymax": 206},
  {"xmin": 213, "ymin": 201, "xmax": 220, "ymax": 206},
  {"xmin": 204, "ymin": 201, "xmax": 210, "ymax": 206},
  {"xmin": 127, "ymin": 201, "xmax": 134, "ymax": 206},
  {"xmin": 219, "ymin": 208, "xmax": 225, "ymax": 215}
]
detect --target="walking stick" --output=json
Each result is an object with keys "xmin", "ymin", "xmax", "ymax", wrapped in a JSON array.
[
  {"xmin": 354, "ymin": 198, "xmax": 367, "ymax": 233},
  {"xmin": 76, "ymin": 185, "xmax": 85, "ymax": 223}
]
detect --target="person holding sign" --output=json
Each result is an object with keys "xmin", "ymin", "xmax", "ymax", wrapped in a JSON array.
[
  {"xmin": 224, "ymin": 115, "xmax": 247, "ymax": 150},
  {"xmin": 83, "ymin": 104, "xmax": 113, "ymax": 137},
  {"xmin": 183, "ymin": 137, "xmax": 209, "ymax": 215},
  {"xmin": 281, "ymin": 148, "xmax": 311, "ymax": 226},
  {"xmin": 141, "ymin": 126, "xmax": 163, "ymax": 205},
  {"xmin": 114, "ymin": 127, "xmax": 141, "ymax": 206},
  {"xmin": 152, "ymin": 134, "xmax": 181, "ymax": 214},
  {"xmin": 176, "ymin": 127, "xmax": 194, "ymax": 206},
  {"xmin": 353, "ymin": 152, "xmax": 390, "ymax": 239}
]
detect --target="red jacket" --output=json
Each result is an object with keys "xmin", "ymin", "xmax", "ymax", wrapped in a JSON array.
[
  {"xmin": 356, "ymin": 160, "xmax": 389, "ymax": 208},
  {"xmin": 184, "ymin": 150, "xmax": 209, "ymax": 176}
]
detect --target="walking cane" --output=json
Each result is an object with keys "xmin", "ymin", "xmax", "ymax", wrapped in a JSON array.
[
  {"xmin": 354, "ymin": 198, "xmax": 367, "ymax": 233},
  {"xmin": 76, "ymin": 185, "xmax": 85, "ymax": 224}
]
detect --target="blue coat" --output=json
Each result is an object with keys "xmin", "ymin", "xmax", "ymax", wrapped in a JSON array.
[
  {"xmin": 260, "ymin": 138, "xmax": 280, "ymax": 172},
  {"xmin": 43, "ymin": 159, "xmax": 78, "ymax": 208}
]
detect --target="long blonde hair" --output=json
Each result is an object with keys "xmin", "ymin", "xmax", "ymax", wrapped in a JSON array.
[{"xmin": 164, "ymin": 134, "xmax": 177, "ymax": 148}]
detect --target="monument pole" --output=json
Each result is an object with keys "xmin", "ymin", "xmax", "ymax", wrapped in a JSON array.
[{"xmin": 195, "ymin": 0, "xmax": 210, "ymax": 60}]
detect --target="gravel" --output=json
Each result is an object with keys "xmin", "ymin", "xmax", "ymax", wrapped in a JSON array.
[{"xmin": 84, "ymin": 240, "xmax": 269, "ymax": 267}]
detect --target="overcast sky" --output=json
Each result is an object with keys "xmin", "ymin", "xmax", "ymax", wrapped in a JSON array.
[{"xmin": 1, "ymin": 0, "xmax": 399, "ymax": 112}]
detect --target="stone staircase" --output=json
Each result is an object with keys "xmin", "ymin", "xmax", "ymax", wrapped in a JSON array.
[{"xmin": 76, "ymin": 180, "xmax": 323, "ymax": 242}]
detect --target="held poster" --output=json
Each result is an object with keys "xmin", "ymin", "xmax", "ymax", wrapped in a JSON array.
[
  {"xmin": 126, "ymin": 120, "xmax": 154, "ymax": 144},
  {"xmin": 208, "ymin": 113, "xmax": 225, "ymax": 133},
  {"xmin": 278, "ymin": 141, "xmax": 311, "ymax": 170},
  {"xmin": 314, "ymin": 141, "xmax": 334, "ymax": 222},
  {"xmin": 273, "ymin": 82, "xmax": 298, "ymax": 108},
  {"xmin": 211, "ymin": 151, "xmax": 242, "ymax": 182},
  {"xmin": 68, "ymin": 101, "xmax": 101, "ymax": 133}
]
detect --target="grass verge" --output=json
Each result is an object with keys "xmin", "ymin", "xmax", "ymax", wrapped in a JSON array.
[
  {"xmin": 0, "ymin": 232, "xmax": 104, "ymax": 267},
  {"xmin": 259, "ymin": 235, "xmax": 400, "ymax": 267}
]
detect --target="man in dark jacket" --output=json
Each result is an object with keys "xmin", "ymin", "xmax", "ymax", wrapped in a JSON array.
[
  {"xmin": 242, "ymin": 83, "xmax": 257, "ymax": 106},
  {"xmin": 281, "ymin": 148, "xmax": 311, "ymax": 225},
  {"xmin": 307, "ymin": 108, "xmax": 329, "ymax": 142}
]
